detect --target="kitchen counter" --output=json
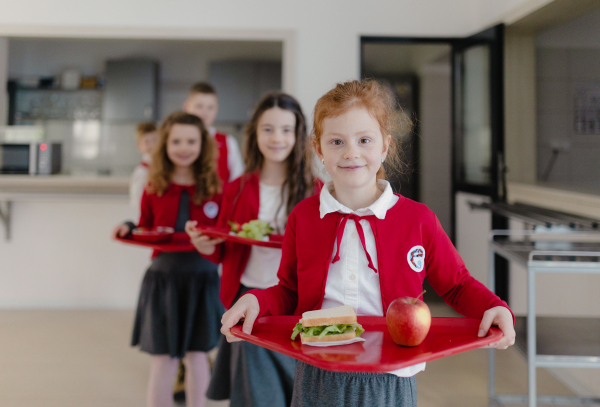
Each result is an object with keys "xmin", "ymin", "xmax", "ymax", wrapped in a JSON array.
[
  {"xmin": 507, "ymin": 182, "xmax": 600, "ymax": 219},
  {"xmin": 0, "ymin": 175, "xmax": 129, "ymax": 201},
  {"xmin": 0, "ymin": 174, "xmax": 145, "ymax": 309}
]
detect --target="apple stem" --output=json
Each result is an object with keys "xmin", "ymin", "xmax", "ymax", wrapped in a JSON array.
[{"xmin": 418, "ymin": 290, "xmax": 426, "ymax": 300}]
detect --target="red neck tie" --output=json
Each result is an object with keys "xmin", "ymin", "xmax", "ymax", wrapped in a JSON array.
[{"xmin": 331, "ymin": 213, "xmax": 378, "ymax": 273}]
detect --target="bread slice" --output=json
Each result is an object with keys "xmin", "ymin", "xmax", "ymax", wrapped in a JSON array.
[
  {"xmin": 300, "ymin": 331, "xmax": 356, "ymax": 343},
  {"xmin": 301, "ymin": 305, "xmax": 357, "ymax": 327}
]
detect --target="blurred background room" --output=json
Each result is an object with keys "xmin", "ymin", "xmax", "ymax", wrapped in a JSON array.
[{"xmin": 0, "ymin": 1, "xmax": 599, "ymax": 406}]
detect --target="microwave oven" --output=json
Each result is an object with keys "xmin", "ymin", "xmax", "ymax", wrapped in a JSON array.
[{"xmin": 0, "ymin": 143, "xmax": 62, "ymax": 174}]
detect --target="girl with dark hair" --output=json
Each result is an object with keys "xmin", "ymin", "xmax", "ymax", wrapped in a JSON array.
[
  {"xmin": 113, "ymin": 112, "xmax": 223, "ymax": 407},
  {"xmin": 185, "ymin": 93, "xmax": 322, "ymax": 407}
]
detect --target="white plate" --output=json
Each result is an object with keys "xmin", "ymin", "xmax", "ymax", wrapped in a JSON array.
[{"xmin": 302, "ymin": 337, "xmax": 366, "ymax": 347}]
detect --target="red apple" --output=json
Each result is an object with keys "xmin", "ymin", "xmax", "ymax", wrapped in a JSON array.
[{"xmin": 386, "ymin": 291, "xmax": 431, "ymax": 346}]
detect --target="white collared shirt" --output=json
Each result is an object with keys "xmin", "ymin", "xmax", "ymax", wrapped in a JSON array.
[
  {"xmin": 129, "ymin": 153, "xmax": 151, "ymax": 219},
  {"xmin": 241, "ymin": 182, "xmax": 287, "ymax": 289},
  {"xmin": 209, "ymin": 127, "xmax": 245, "ymax": 181},
  {"xmin": 319, "ymin": 180, "xmax": 426, "ymax": 377}
]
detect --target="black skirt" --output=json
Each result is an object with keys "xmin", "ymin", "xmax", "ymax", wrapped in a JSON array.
[
  {"xmin": 291, "ymin": 362, "xmax": 417, "ymax": 407},
  {"xmin": 131, "ymin": 251, "xmax": 224, "ymax": 358},
  {"xmin": 206, "ymin": 285, "xmax": 296, "ymax": 407}
]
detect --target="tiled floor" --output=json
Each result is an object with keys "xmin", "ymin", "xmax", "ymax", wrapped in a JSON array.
[{"xmin": 0, "ymin": 306, "xmax": 589, "ymax": 407}]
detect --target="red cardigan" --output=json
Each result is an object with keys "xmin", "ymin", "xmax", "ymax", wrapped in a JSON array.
[
  {"xmin": 248, "ymin": 194, "xmax": 513, "ymax": 321},
  {"xmin": 139, "ymin": 183, "xmax": 222, "ymax": 257},
  {"xmin": 207, "ymin": 173, "xmax": 323, "ymax": 308},
  {"xmin": 215, "ymin": 132, "xmax": 229, "ymax": 186}
]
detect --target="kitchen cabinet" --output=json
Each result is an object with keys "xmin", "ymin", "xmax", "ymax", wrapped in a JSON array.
[
  {"xmin": 209, "ymin": 61, "xmax": 281, "ymax": 123},
  {"xmin": 102, "ymin": 60, "xmax": 159, "ymax": 122}
]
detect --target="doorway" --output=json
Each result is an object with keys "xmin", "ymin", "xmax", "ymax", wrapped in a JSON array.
[
  {"xmin": 360, "ymin": 27, "xmax": 508, "ymax": 304},
  {"xmin": 361, "ymin": 38, "xmax": 454, "ymax": 305},
  {"xmin": 361, "ymin": 40, "xmax": 453, "ymax": 236}
]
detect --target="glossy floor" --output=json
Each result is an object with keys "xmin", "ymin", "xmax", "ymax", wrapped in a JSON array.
[{"xmin": 0, "ymin": 306, "xmax": 585, "ymax": 407}]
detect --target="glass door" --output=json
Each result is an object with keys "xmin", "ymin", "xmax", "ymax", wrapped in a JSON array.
[
  {"xmin": 453, "ymin": 24, "xmax": 505, "ymax": 200},
  {"xmin": 452, "ymin": 24, "xmax": 508, "ymax": 301}
]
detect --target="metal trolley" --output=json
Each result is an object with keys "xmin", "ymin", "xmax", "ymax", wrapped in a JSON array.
[{"xmin": 473, "ymin": 202, "xmax": 600, "ymax": 407}]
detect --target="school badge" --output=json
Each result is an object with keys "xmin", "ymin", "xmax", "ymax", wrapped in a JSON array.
[
  {"xmin": 203, "ymin": 201, "xmax": 219, "ymax": 219},
  {"xmin": 407, "ymin": 245, "xmax": 425, "ymax": 272}
]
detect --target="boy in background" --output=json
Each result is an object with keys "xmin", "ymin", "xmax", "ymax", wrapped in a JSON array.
[
  {"xmin": 183, "ymin": 82, "xmax": 244, "ymax": 186},
  {"xmin": 129, "ymin": 122, "xmax": 158, "ymax": 219}
]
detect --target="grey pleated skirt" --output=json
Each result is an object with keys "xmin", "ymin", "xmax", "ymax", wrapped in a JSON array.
[
  {"xmin": 131, "ymin": 251, "xmax": 224, "ymax": 358},
  {"xmin": 206, "ymin": 284, "xmax": 296, "ymax": 407},
  {"xmin": 291, "ymin": 361, "xmax": 417, "ymax": 407}
]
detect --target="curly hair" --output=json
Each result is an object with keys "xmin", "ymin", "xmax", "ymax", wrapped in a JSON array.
[
  {"xmin": 146, "ymin": 112, "xmax": 221, "ymax": 204},
  {"xmin": 243, "ymin": 92, "xmax": 315, "ymax": 219},
  {"xmin": 311, "ymin": 79, "xmax": 411, "ymax": 180}
]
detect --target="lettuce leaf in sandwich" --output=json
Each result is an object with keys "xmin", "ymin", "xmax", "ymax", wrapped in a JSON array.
[{"xmin": 291, "ymin": 322, "xmax": 365, "ymax": 340}]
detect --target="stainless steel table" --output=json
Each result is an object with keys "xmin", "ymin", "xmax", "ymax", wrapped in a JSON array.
[{"xmin": 488, "ymin": 230, "xmax": 600, "ymax": 407}]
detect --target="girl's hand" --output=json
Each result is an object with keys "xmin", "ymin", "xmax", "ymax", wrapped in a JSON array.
[
  {"xmin": 112, "ymin": 224, "xmax": 131, "ymax": 239},
  {"xmin": 478, "ymin": 306, "xmax": 516, "ymax": 349},
  {"xmin": 185, "ymin": 220, "xmax": 223, "ymax": 255},
  {"xmin": 221, "ymin": 294, "xmax": 260, "ymax": 343}
]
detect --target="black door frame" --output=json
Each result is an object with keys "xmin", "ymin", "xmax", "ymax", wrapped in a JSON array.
[
  {"xmin": 360, "ymin": 30, "xmax": 509, "ymax": 302},
  {"xmin": 451, "ymin": 25, "xmax": 506, "ymax": 201}
]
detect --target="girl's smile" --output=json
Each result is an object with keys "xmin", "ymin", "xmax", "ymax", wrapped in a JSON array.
[
  {"xmin": 256, "ymin": 107, "xmax": 296, "ymax": 165},
  {"xmin": 317, "ymin": 106, "xmax": 390, "ymax": 202},
  {"xmin": 167, "ymin": 124, "xmax": 202, "ymax": 168},
  {"xmin": 339, "ymin": 164, "xmax": 366, "ymax": 171}
]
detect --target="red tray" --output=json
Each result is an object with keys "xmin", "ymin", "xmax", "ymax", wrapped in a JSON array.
[
  {"xmin": 231, "ymin": 316, "xmax": 503, "ymax": 372},
  {"xmin": 195, "ymin": 226, "xmax": 284, "ymax": 249},
  {"xmin": 116, "ymin": 232, "xmax": 196, "ymax": 252}
]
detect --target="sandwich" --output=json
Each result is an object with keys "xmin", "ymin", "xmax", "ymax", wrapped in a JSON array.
[{"xmin": 291, "ymin": 305, "xmax": 365, "ymax": 343}]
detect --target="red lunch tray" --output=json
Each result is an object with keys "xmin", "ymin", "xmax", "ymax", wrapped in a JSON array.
[
  {"xmin": 231, "ymin": 316, "xmax": 503, "ymax": 372},
  {"xmin": 116, "ymin": 232, "xmax": 196, "ymax": 252},
  {"xmin": 195, "ymin": 226, "xmax": 284, "ymax": 249}
]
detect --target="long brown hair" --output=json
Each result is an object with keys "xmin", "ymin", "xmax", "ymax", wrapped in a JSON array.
[
  {"xmin": 244, "ymin": 93, "xmax": 314, "ymax": 219},
  {"xmin": 146, "ymin": 112, "xmax": 221, "ymax": 204},
  {"xmin": 311, "ymin": 79, "xmax": 411, "ymax": 180}
]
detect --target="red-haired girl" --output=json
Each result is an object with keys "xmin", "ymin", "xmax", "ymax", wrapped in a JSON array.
[
  {"xmin": 113, "ymin": 112, "xmax": 222, "ymax": 407},
  {"xmin": 219, "ymin": 80, "xmax": 516, "ymax": 407},
  {"xmin": 186, "ymin": 93, "xmax": 321, "ymax": 407}
]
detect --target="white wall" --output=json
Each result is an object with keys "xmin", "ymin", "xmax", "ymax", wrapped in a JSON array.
[
  {"xmin": 504, "ymin": 33, "xmax": 537, "ymax": 184},
  {"xmin": 0, "ymin": 198, "xmax": 151, "ymax": 308},
  {"xmin": 477, "ymin": 0, "xmax": 555, "ymax": 27},
  {"xmin": 536, "ymin": 5, "xmax": 600, "ymax": 48},
  {"xmin": 419, "ymin": 61, "xmax": 452, "ymax": 234},
  {"xmin": 533, "ymin": 9, "xmax": 600, "ymax": 189},
  {"xmin": 455, "ymin": 192, "xmax": 492, "ymax": 287}
]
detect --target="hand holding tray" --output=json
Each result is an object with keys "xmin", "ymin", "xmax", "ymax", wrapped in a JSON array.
[
  {"xmin": 195, "ymin": 226, "xmax": 284, "ymax": 249},
  {"xmin": 231, "ymin": 316, "xmax": 503, "ymax": 372}
]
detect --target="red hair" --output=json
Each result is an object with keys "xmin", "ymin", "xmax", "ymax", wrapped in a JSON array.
[{"xmin": 311, "ymin": 79, "xmax": 410, "ymax": 179}]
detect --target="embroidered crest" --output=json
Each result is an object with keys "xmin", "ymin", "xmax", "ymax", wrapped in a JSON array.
[
  {"xmin": 407, "ymin": 245, "xmax": 425, "ymax": 272},
  {"xmin": 203, "ymin": 201, "xmax": 219, "ymax": 219}
]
